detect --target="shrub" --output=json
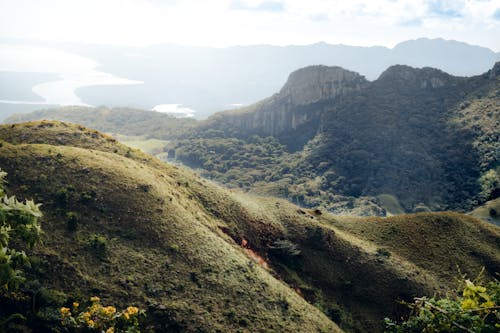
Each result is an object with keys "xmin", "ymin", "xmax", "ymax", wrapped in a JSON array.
[
  {"xmin": 61, "ymin": 296, "xmax": 144, "ymax": 333},
  {"xmin": 88, "ymin": 235, "xmax": 107, "ymax": 258},
  {"xmin": 66, "ymin": 211, "xmax": 79, "ymax": 231},
  {"xmin": 0, "ymin": 169, "xmax": 42, "ymax": 292},
  {"xmin": 385, "ymin": 274, "xmax": 499, "ymax": 332},
  {"xmin": 269, "ymin": 239, "xmax": 301, "ymax": 257},
  {"xmin": 0, "ymin": 169, "xmax": 42, "ymax": 329},
  {"xmin": 55, "ymin": 188, "xmax": 69, "ymax": 206},
  {"xmin": 376, "ymin": 248, "xmax": 391, "ymax": 258}
]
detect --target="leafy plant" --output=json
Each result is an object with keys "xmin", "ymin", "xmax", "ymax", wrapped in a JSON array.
[
  {"xmin": 66, "ymin": 211, "xmax": 80, "ymax": 232},
  {"xmin": 88, "ymin": 235, "xmax": 107, "ymax": 258},
  {"xmin": 0, "ymin": 168, "xmax": 42, "ymax": 329},
  {"xmin": 0, "ymin": 169, "xmax": 42, "ymax": 292},
  {"xmin": 385, "ymin": 274, "xmax": 500, "ymax": 332}
]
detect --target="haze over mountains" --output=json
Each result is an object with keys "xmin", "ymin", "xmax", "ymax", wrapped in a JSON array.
[{"xmin": 1, "ymin": 38, "xmax": 499, "ymax": 119}]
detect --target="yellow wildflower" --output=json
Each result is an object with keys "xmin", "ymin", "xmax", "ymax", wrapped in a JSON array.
[
  {"xmin": 126, "ymin": 306, "xmax": 139, "ymax": 315},
  {"xmin": 82, "ymin": 311, "xmax": 91, "ymax": 322},
  {"xmin": 90, "ymin": 296, "xmax": 100, "ymax": 302},
  {"xmin": 103, "ymin": 306, "xmax": 117, "ymax": 316},
  {"xmin": 123, "ymin": 312, "xmax": 130, "ymax": 320},
  {"xmin": 106, "ymin": 328, "xmax": 115, "ymax": 333},
  {"xmin": 72, "ymin": 302, "xmax": 79, "ymax": 308},
  {"xmin": 481, "ymin": 301, "xmax": 495, "ymax": 308},
  {"xmin": 60, "ymin": 307, "xmax": 71, "ymax": 317},
  {"xmin": 87, "ymin": 319, "xmax": 95, "ymax": 328},
  {"xmin": 461, "ymin": 298, "xmax": 477, "ymax": 309}
]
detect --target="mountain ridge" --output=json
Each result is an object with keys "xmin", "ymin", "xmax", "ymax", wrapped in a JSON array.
[{"xmin": 5, "ymin": 62, "xmax": 500, "ymax": 217}]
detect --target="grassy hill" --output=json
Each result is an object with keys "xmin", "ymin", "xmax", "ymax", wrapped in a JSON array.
[{"xmin": 0, "ymin": 121, "xmax": 498, "ymax": 332}]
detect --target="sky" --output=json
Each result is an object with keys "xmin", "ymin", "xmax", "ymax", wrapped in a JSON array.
[{"xmin": 1, "ymin": 0, "xmax": 500, "ymax": 51}]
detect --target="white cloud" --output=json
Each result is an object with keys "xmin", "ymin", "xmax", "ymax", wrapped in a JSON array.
[{"xmin": 0, "ymin": 0, "xmax": 499, "ymax": 50}]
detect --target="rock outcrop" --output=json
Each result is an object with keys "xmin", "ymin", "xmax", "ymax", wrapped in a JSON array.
[{"xmin": 201, "ymin": 66, "xmax": 367, "ymax": 150}]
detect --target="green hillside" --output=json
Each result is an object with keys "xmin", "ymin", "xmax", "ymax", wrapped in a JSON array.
[
  {"xmin": 4, "ymin": 106, "xmax": 195, "ymax": 139},
  {"xmin": 173, "ymin": 63, "xmax": 500, "ymax": 215},
  {"xmin": 0, "ymin": 121, "xmax": 498, "ymax": 332}
]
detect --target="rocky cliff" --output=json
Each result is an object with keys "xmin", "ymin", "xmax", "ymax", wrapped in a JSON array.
[{"xmin": 200, "ymin": 66, "xmax": 367, "ymax": 150}]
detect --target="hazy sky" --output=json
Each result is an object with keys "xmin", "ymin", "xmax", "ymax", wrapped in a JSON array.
[{"xmin": 1, "ymin": 0, "xmax": 500, "ymax": 51}]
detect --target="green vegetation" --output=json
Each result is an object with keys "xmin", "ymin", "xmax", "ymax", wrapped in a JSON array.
[
  {"xmin": 1, "ymin": 118, "xmax": 499, "ymax": 331},
  {"xmin": 66, "ymin": 211, "xmax": 79, "ymax": 231},
  {"xmin": 0, "ymin": 168, "xmax": 42, "ymax": 330},
  {"xmin": 88, "ymin": 234, "xmax": 108, "ymax": 258},
  {"xmin": 385, "ymin": 274, "xmax": 499, "ymax": 332},
  {"xmin": 0, "ymin": 121, "xmax": 343, "ymax": 332},
  {"xmin": 61, "ymin": 296, "xmax": 144, "ymax": 333},
  {"xmin": 170, "ymin": 64, "xmax": 500, "ymax": 216},
  {"xmin": 4, "ymin": 106, "xmax": 195, "ymax": 139}
]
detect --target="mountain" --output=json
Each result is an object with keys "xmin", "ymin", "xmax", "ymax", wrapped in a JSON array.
[
  {"xmin": 6, "ymin": 62, "xmax": 499, "ymax": 216},
  {"xmin": 172, "ymin": 62, "xmax": 500, "ymax": 214},
  {"xmin": 2, "ymin": 38, "xmax": 499, "ymax": 118},
  {"xmin": 0, "ymin": 121, "xmax": 498, "ymax": 332}
]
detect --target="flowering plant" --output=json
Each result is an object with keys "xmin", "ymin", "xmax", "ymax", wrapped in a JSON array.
[{"xmin": 61, "ymin": 296, "xmax": 144, "ymax": 333}]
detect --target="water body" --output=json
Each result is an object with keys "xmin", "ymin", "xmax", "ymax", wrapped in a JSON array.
[
  {"xmin": 0, "ymin": 43, "xmax": 142, "ymax": 106},
  {"xmin": 152, "ymin": 104, "xmax": 196, "ymax": 118}
]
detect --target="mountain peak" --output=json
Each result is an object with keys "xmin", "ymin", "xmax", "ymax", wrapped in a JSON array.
[
  {"xmin": 279, "ymin": 65, "xmax": 367, "ymax": 105},
  {"xmin": 489, "ymin": 61, "xmax": 500, "ymax": 78},
  {"xmin": 378, "ymin": 65, "xmax": 452, "ymax": 88}
]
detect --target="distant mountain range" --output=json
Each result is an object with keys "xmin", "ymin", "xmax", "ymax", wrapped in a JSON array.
[{"xmin": 1, "ymin": 38, "xmax": 499, "ymax": 119}]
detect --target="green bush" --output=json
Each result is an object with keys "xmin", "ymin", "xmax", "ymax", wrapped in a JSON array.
[
  {"xmin": 88, "ymin": 235, "xmax": 107, "ymax": 258},
  {"xmin": 0, "ymin": 168, "xmax": 42, "ymax": 329},
  {"xmin": 385, "ymin": 275, "xmax": 499, "ymax": 332},
  {"xmin": 376, "ymin": 248, "xmax": 391, "ymax": 258},
  {"xmin": 66, "ymin": 211, "xmax": 80, "ymax": 231},
  {"xmin": 0, "ymin": 169, "xmax": 42, "ymax": 292}
]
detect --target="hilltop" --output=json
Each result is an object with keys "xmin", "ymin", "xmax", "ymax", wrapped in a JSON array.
[{"xmin": 0, "ymin": 121, "xmax": 499, "ymax": 332}]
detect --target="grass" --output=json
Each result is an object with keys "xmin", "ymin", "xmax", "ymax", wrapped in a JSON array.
[
  {"xmin": 113, "ymin": 134, "xmax": 170, "ymax": 155},
  {"xmin": 0, "ymin": 121, "xmax": 341, "ymax": 333},
  {"xmin": 0, "ymin": 120, "xmax": 498, "ymax": 332},
  {"xmin": 470, "ymin": 198, "xmax": 500, "ymax": 226}
]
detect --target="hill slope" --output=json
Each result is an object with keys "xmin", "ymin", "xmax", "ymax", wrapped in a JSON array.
[{"xmin": 0, "ymin": 121, "xmax": 499, "ymax": 332}]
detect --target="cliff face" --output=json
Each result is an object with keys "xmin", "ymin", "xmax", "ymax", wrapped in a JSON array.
[
  {"xmin": 278, "ymin": 65, "xmax": 367, "ymax": 105},
  {"xmin": 201, "ymin": 66, "xmax": 367, "ymax": 149}
]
